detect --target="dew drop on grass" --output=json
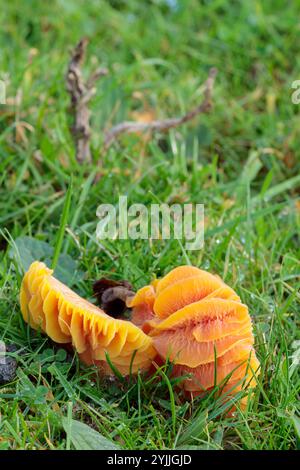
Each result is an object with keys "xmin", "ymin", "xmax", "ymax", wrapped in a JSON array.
[{"xmin": 203, "ymin": 260, "xmax": 210, "ymax": 269}]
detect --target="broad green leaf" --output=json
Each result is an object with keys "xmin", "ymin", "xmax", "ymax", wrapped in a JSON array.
[
  {"xmin": 9, "ymin": 236, "xmax": 79, "ymax": 285},
  {"xmin": 62, "ymin": 417, "xmax": 120, "ymax": 450}
]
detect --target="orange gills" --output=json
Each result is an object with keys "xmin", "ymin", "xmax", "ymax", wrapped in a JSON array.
[
  {"xmin": 20, "ymin": 262, "xmax": 260, "ymax": 407},
  {"xmin": 20, "ymin": 261, "xmax": 156, "ymax": 375},
  {"xmin": 127, "ymin": 265, "xmax": 260, "ymax": 407}
]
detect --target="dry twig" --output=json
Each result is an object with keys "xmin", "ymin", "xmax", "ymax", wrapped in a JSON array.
[
  {"xmin": 66, "ymin": 38, "xmax": 217, "ymax": 162},
  {"xmin": 66, "ymin": 38, "xmax": 107, "ymax": 163},
  {"xmin": 103, "ymin": 67, "xmax": 217, "ymax": 150},
  {"xmin": 93, "ymin": 278, "xmax": 135, "ymax": 318}
]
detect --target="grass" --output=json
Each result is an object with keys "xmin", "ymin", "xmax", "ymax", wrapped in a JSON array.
[{"xmin": 0, "ymin": 0, "xmax": 299, "ymax": 450}]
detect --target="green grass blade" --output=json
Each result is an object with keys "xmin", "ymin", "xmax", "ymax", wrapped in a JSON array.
[{"xmin": 52, "ymin": 176, "xmax": 73, "ymax": 270}]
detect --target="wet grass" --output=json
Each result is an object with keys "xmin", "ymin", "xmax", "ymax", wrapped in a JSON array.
[{"xmin": 0, "ymin": 0, "xmax": 299, "ymax": 450}]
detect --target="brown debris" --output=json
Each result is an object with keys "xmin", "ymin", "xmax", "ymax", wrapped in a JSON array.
[{"xmin": 93, "ymin": 278, "xmax": 135, "ymax": 318}]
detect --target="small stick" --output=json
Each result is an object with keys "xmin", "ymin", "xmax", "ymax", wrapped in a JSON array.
[
  {"xmin": 103, "ymin": 67, "xmax": 217, "ymax": 150},
  {"xmin": 66, "ymin": 38, "xmax": 108, "ymax": 163}
]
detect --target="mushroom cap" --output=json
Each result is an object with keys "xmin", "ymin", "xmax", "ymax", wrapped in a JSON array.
[
  {"xmin": 19, "ymin": 262, "xmax": 260, "ymax": 403},
  {"xmin": 20, "ymin": 261, "xmax": 155, "ymax": 374},
  {"xmin": 128, "ymin": 265, "xmax": 260, "ymax": 403}
]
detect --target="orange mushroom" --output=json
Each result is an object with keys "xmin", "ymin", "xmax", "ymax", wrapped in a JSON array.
[
  {"xmin": 20, "ymin": 261, "xmax": 155, "ymax": 375},
  {"xmin": 20, "ymin": 262, "xmax": 260, "ymax": 409},
  {"xmin": 127, "ymin": 265, "xmax": 260, "ymax": 407}
]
